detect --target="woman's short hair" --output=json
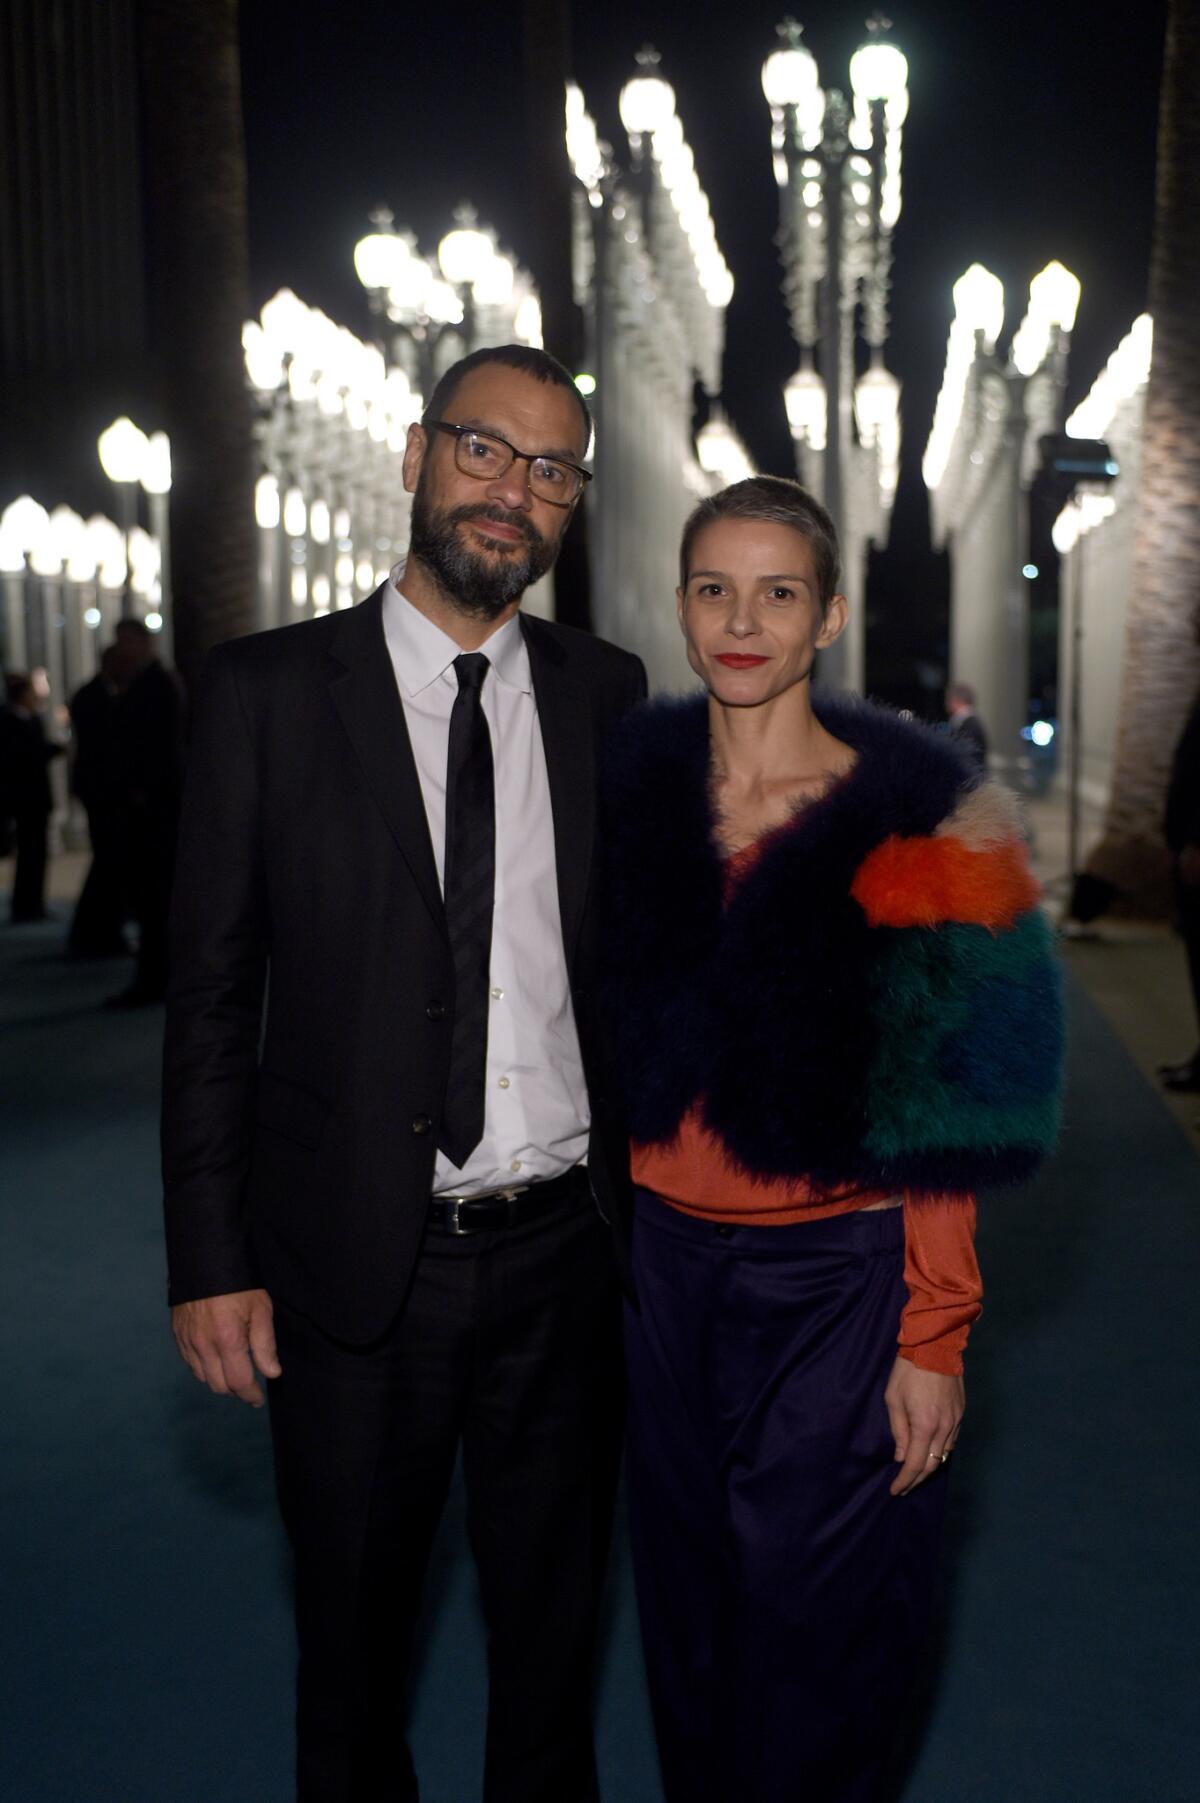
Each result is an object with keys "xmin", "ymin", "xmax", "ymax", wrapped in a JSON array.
[{"xmin": 679, "ymin": 475, "xmax": 841, "ymax": 613}]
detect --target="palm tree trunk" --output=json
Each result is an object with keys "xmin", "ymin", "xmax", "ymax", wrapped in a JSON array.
[
  {"xmin": 1083, "ymin": 0, "xmax": 1200, "ymax": 916},
  {"xmin": 138, "ymin": 0, "xmax": 255, "ymax": 699}
]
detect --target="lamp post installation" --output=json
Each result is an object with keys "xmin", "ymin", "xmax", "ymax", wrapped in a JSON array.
[
  {"xmin": 565, "ymin": 56, "xmax": 741, "ymax": 686},
  {"xmin": 1050, "ymin": 313, "xmax": 1151, "ymax": 897},
  {"xmin": 923, "ymin": 259, "xmax": 1081, "ymax": 785},
  {"xmin": 353, "ymin": 204, "xmax": 542, "ymax": 396},
  {"xmin": 242, "ymin": 287, "xmax": 422, "ymax": 629},
  {"xmin": 97, "ymin": 415, "xmax": 149, "ymax": 606},
  {"xmin": 763, "ymin": 16, "xmax": 906, "ymax": 692}
]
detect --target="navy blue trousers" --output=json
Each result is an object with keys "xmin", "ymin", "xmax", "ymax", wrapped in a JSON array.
[{"xmin": 624, "ymin": 1191, "xmax": 948, "ymax": 1803}]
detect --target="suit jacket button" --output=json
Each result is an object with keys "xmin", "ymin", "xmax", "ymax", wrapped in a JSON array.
[
  {"xmin": 411, "ymin": 1114, "xmax": 432, "ymax": 1135},
  {"xmin": 425, "ymin": 1001, "xmax": 445, "ymax": 1022}
]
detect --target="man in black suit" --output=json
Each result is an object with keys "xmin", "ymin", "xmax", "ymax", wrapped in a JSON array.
[
  {"xmin": 68, "ymin": 646, "xmax": 128, "ymax": 958},
  {"xmin": 0, "ymin": 670, "xmax": 62, "ymax": 922},
  {"xmin": 106, "ymin": 618, "xmax": 186, "ymax": 1005},
  {"xmin": 944, "ymin": 680, "xmax": 990, "ymax": 772},
  {"xmin": 163, "ymin": 345, "xmax": 646, "ymax": 1803}
]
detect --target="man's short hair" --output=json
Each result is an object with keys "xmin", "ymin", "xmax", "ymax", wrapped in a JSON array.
[
  {"xmin": 421, "ymin": 345, "xmax": 592, "ymax": 455},
  {"xmin": 4, "ymin": 670, "xmax": 33, "ymax": 706},
  {"xmin": 678, "ymin": 475, "xmax": 841, "ymax": 613},
  {"xmin": 114, "ymin": 616, "xmax": 152, "ymax": 640}
]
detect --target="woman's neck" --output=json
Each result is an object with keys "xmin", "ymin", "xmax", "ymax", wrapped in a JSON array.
[{"xmin": 707, "ymin": 682, "xmax": 851, "ymax": 793}]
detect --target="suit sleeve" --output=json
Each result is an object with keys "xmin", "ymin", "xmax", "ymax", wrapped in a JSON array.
[{"xmin": 161, "ymin": 645, "xmax": 269, "ymax": 1304}]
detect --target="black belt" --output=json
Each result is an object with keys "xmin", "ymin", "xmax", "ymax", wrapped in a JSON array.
[{"xmin": 426, "ymin": 1165, "xmax": 587, "ymax": 1237}]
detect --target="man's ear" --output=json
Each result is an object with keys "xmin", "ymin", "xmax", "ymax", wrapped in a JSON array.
[
  {"xmin": 402, "ymin": 423, "xmax": 427, "ymax": 497},
  {"xmin": 816, "ymin": 593, "xmax": 848, "ymax": 648}
]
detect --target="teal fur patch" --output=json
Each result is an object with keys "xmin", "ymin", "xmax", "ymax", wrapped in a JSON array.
[{"xmin": 864, "ymin": 909, "xmax": 1063, "ymax": 1162}]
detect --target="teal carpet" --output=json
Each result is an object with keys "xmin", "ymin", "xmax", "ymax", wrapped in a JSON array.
[{"xmin": 2, "ymin": 910, "xmax": 1198, "ymax": 1802}]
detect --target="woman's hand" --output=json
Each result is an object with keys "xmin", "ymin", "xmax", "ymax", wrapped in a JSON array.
[{"xmin": 884, "ymin": 1357, "xmax": 964, "ymax": 1496}]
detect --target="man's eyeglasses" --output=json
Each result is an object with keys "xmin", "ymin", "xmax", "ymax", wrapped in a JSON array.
[{"xmin": 428, "ymin": 421, "xmax": 592, "ymax": 507}]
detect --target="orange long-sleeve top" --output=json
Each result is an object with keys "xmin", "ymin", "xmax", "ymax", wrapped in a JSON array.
[{"xmin": 630, "ymin": 839, "xmax": 983, "ymax": 1376}]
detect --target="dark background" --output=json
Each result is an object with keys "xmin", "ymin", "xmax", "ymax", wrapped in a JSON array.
[{"xmin": 238, "ymin": 0, "xmax": 1167, "ymax": 704}]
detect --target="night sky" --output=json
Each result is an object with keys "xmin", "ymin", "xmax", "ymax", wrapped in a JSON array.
[{"xmin": 238, "ymin": 0, "xmax": 1167, "ymax": 703}]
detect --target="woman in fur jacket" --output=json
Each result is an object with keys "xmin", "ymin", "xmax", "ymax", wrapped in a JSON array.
[{"xmin": 601, "ymin": 475, "xmax": 1062, "ymax": 1803}]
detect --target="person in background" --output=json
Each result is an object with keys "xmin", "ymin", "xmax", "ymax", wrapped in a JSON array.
[
  {"xmin": 602, "ymin": 476, "xmax": 1063, "ymax": 1803},
  {"xmin": 1159, "ymin": 680, "xmax": 1200, "ymax": 1094},
  {"xmin": 944, "ymin": 679, "xmax": 989, "ymax": 772},
  {"xmin": 68, "ymin": 645, "xmax": 128, "ymax": 959},
  {"xmin": 0, "ymin": 669, "xmax": 62, "ymax": 923},
  {"xmin": 105, "ymin": 619, "xmax": 186, "ymax": 1006}
]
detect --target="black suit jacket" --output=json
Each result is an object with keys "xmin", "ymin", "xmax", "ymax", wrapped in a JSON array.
[{"xmin": 162, "ymin": 589, "xmax": 647, "ymax": 1341}]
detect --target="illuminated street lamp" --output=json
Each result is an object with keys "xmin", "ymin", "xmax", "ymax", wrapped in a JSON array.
[
  {"xmin": 924, "ymin": 259, "xmax": 1083, "ymax": 783},
  {"xmin": 353, "ymin": 202, "xmax": 539, "ymax": 396},
  {"xmin": 763, "ymin": 14, "xmax": 908, "ymax": 690},
  {"xmin": 97, "ymin": 415, "xmax": 149, "ymax": 602}
]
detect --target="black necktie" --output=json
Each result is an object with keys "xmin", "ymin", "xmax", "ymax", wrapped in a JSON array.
[{"xmin": 438, "ymin": 653, "xmax": 495, "ymax": 1168}]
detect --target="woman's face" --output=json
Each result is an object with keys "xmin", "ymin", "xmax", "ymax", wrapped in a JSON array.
[{"xmin": 677, "ymin": 518, "xmax": 847, "ymax": 708}]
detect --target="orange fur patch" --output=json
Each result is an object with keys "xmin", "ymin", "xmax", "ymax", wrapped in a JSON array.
[{"xmin": 851, "ymin": 833, "xmax": 1040, "ymax": 929}]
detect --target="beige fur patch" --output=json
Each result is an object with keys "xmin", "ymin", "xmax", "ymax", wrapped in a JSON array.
[{"xmin": 935, "ymin": 782, "xmax": 1026, "ymax": 849}]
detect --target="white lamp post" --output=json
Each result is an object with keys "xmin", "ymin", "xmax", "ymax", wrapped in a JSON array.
[
  {"xmin": 764, "ymin": 14, "xmax": 908, "ymax": 691},
  {"xmin": 97, "ymin": 415, "xmax": 149, "ymax": 604},
  {"xmin": 924, "ymin": 259, "xmax": 1083, "ymax": 782},
  {"xmin": 139, "ymin": 429, "xmax": 172, "ymax": 654}
]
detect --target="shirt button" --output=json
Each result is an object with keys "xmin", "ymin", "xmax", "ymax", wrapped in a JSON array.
[
  {"xmin": 510, "ymin": 1159, "xmax": 522, "ymax": 1172},
  {"xmin": 411, "ymin": 1115, "xmax": 432, "ymax": 1135},
  {"xmin": 425, "ymin": 1000, "xmax": 445, "ymax": 1022},
  {"xmin": 498, "ymin": 1076, "xmax": 510, "ymax": 1090},
  {"xmin": 715, "ymin": 1223, "xmax": 735, "ymax": 1240},
  {"xmin": 491, "ymin": 986, "xmax": 504, "ymax": 1000}
]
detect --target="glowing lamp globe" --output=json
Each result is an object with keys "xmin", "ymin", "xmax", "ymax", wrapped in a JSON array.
[
  {"xmin": 141, "ymin": 431, "xmax": 172, "ymax": 495},
  {"xmin": 619, "ymin": 70, "xmax": 676, "ymax": 137},
  {"xmin": 98, "ymin": 416, "xmax": 149, "ymax": 484},
  {"xmin": 761, "ymin": 42, "xmax": 819, "ymax": 107},
  {"xmin": 849, "ymin": 41, "xmax": 908, "ymax": 102},
  {"xmin": 1029, "ymin": 261, "xmax": 1081, "ymax": 333},
  {"xmin": 437, "ymin": 222, "xmax": 494, "ymax": 289},
  {"xmin": 952, "ymin": 264, "xmax": 1005, "ymax": 350},
  {"xmin": 354, "ymin": 231, "xmax": 408, "ymax": 293}
]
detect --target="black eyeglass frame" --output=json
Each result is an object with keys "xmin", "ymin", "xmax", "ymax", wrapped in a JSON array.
[{"xmin": 427, "ymin": 420, "xmax": 593, "ymax": 507}]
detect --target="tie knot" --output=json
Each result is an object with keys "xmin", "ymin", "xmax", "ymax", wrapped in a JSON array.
[{"xmin": 453, "ymin": 653, "xmax": 490, "ymax": 694}]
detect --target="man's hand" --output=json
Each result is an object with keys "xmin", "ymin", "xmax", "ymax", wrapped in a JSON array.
[
  {"xmin": 172, "ymin": 1288, "xmax": 281, "ymax": 1408},
  {"xmin": 884, "ymin": 1356, "xmax": 964, "ymax": 1497}
]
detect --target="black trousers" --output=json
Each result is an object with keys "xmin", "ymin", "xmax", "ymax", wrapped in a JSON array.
[
  {"xmin": 69, "ymin": 804, "xmax": 128, "ymax": 954},
  {"xmin": 267, "ymin": 1182, "xmax": 625, "ymax": 1803},
  {"xmin": 10, "ymin": 806, "xmax": 49, "ymax": 920}
]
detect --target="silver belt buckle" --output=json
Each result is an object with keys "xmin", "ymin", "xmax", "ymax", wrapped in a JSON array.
[{"xmin": 442, "ymin": 1183, "xmax": 531, "ymax": 1235}]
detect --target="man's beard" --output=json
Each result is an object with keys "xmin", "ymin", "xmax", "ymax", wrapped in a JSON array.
[{"xmin": 407, "ymin": 481, "xmax": 560, "ymax": 620}]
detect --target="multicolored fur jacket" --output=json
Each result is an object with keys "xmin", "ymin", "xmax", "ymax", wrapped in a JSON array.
[{"xmin": 600, "ymin": 691, "xmax": 1063, "ymax": 1199}]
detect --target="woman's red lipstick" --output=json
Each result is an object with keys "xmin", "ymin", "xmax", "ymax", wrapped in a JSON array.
[{"xmin": 715, "ymin": 653, "xmax": 769, "ymax": 668}]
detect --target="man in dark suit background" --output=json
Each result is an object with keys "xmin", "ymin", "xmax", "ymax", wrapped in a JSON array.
[
  {"xmin": 68, "ymin": 645, "xmax": 127, "ymax": 958},
  {"xmin": 106, "ymin": 618, "xmax": 186, "ymax": 1005},
  {"xmin": 0, "ymin": 669, "xmax": 62, "ymax": 922},
  {"xmin": 944, "ymin": 679, "xmax": 990, "ymax": 772},
  {"xmin": 163, "ymin": 345, "xmax": 646, "ymax": 1803}
]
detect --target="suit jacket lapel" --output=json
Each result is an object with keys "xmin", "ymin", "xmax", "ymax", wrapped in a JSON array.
[
  {"xmin": 327, "ymin": 589, "xmax": 447, "ymax": 939},
  {"xmin": 522, "ymin": 614, "xmax": 593, "ymax": 972}
]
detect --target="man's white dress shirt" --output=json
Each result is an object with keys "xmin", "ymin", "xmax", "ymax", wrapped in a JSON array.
[{"xmin": 382, "ymin": 572, "xmax": 589, "ymax": 1197}]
